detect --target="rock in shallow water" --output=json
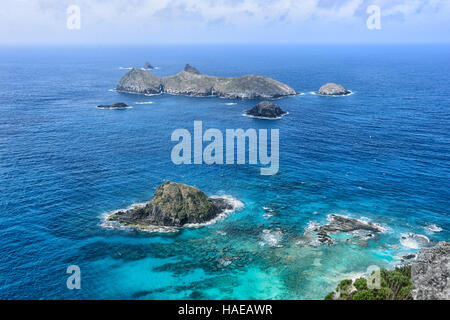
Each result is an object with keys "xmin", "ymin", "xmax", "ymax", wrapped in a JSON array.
[
  {"xmin": 317, "ymin": 83, "xmax": 350, "ymax": 96},
  {"xmin": 245, "ymin": 101, "xmax": 287, "ymax": 119},
  {"xmin": 320, "ymin": 214, "xmax": 384, "ymax": 233},
  {"xmin": 106, "ymin": 181, "xmax": 234, "ymax": 229}
]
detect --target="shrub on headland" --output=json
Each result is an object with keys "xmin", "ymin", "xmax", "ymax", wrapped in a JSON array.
[{"xmin": 325, "ymin": 266, "xmax": 414, "ymax": 300}]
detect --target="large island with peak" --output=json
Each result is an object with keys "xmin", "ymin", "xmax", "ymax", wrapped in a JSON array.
[{"xmin": 116, "ymin": 64, "xmax": 297, "ymax": 99}]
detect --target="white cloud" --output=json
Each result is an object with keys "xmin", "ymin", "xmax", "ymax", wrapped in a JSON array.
[{"xmin": 0, "ymin": 0, "xmax": 449, "ymax": 44}]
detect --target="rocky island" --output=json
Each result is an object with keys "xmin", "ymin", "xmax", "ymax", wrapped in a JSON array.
[
  {"xmin": 317, "ymin": 83, "xmax": 351, "ymax": 96},
  {"xmin": 97, "ymin": 102, "xmax": 131, "ymax": 109},
  {"xmin": 116, "ymin": 64, "xmax": 296, "ymax": 99},
  {"xmin": 106, "ymin": 181, "xmax": 236, "ymax": 231},
  {"xmin": 244, "ymin": 101, "xmax": 287, "ymax": 119}
]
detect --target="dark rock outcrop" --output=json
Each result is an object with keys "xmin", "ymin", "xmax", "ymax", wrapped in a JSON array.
[
  {"xmin": 320, "ymin": 214, "xmax": 384, "ymax": 233},
  {"xmin": 307, "ymin": 215, "xmax": 384, "ymax": 246},
  {"xmin": 107, "ymin": 181, "xmax": 234, "ymax": 228},
  {"xmin": 143, "ymin": 62, "xmax": 154, "ymax": 69},
  {"xmin": 411, "ymin": 241, "xmax": 449, "ymax": 300},
  {"xmin": 97, "ymin": 102, "xmax": 130, "ymax": 109},
  {"xmin": 184, "ymin": 63, "xmax": 200, "ymax": 74},
  {"xmin": 116, "ymin": 65, "xmax": 296, "ymax": 99},
  {"xmin": 317, "ymin": 83, "xmax": 351, "ymax": 96},
  {"xmin": 245, "ymin": 101, "xmax": 287, "ymax": 119}
]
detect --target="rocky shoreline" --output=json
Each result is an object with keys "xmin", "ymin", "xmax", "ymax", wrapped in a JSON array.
[{"xmin": 411, "ymin": 241, "xmax": 449, "ymax": 300}]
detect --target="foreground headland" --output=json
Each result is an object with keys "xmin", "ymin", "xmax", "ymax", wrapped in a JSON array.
[
  {"xmin": 325, "ymin": 241, "xmax": 449, "ymax": 300},
  {"xmin": 116, "ymin": 64, "xmax": 297, "ymax": 99}
]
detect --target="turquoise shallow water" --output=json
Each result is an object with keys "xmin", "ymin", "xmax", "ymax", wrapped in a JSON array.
[{"xmin": 0, "ymin": 45, "xmax": 449, "ymax": 299}]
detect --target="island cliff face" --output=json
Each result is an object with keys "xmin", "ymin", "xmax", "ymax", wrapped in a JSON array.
[
  {"xmin": 107, "ymin": 181, "xmax": 233, "ymax": 228},
  {"xmin": 116, "ymin": 68, "xmax": 162, "ymax": 94},
  {"xmin": 116, "ymin": 64, "xmax": 296, "ymax": 99}
]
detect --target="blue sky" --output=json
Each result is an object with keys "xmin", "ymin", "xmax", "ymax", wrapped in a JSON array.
[{"xmin": 1, "ymin": 0, "xmax": 449, "ymax": 45}]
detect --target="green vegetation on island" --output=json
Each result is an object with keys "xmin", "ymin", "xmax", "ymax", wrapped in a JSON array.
[{"xmin": 325, "ymin": 266, "xmax": 414, "ymax": 300}]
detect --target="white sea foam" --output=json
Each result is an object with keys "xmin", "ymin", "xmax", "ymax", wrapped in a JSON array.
[
  {"xmin": 262, "ymin": 206, "xmax": 274, "ymax": 218},
  {"xmin": 135, "ymin": 101, "xmax": 154, "ymax": 104},
  {"xmin": 118, "ymin": 67, "xmax": 133, "ymax": 70},
  {"xmin": 225, "ymin": 102, "xmax": 237, "ymax": 105},
  {"xmin": 218, "ymin": 258, "xmax": 232, "ymax": 267},
  {"xmin": 425, "ymin": 224, "xmax": 443, "ymax": 233},
  {"xmin": 304, "ymin": 221, "xmax": 321, "ymax": 233},
  {"xmin": 259, "ymin": 229, "xmax": 283, "ymax": 247},
  {"xmin": 400, "ymin": 233, "xmax": 430, "ymax": 249}
]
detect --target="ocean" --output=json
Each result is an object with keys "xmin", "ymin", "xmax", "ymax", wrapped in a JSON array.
[{"xmin": 0, "ymin": 45, "xmax": 449, "ymax": 299}]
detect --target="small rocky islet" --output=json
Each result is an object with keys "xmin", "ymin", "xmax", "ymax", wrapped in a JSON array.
[
  {"xmin": 96, "ymin": 102, "xmax": 131, "ymax": 109},
  {"xmin": 244, "ymin": 101, "xmax": 287, "ymax": 119},
  {"xmin": 317, "ymin": 83, "xmax": 351, "ymax": 96},
  {"xmin": 106, "ymin": 181, "xmax": 235, "ymax": 231}
]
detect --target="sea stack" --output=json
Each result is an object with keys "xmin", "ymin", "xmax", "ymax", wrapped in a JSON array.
[
  {"xmin": 245, "ymin": 101, "xmax": 287, "ymax": 119},
  {"xmin": 106, "ymin": 181, "xmax": 235, "ymax": 229},
  {"xmin": 317, "ymin": 83, "xmax": 351, "ymax": 96},
  {"xmin": 183, "ymin": 63, "xmax": 200, "ymax": 74},
  {"xmin": 143, "ymin": 62, "xmax": 154, "ymax": 69}
]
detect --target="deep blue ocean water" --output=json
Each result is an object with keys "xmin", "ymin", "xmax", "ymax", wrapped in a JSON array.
[{"xmin": 0, "ymin": 45, "xmax": 449, "ymax": 299}]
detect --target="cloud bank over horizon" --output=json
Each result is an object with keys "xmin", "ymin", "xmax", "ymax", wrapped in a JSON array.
[{"xmin": 1, "ymin": 0, "xmax": 450, "ymax": 45}]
